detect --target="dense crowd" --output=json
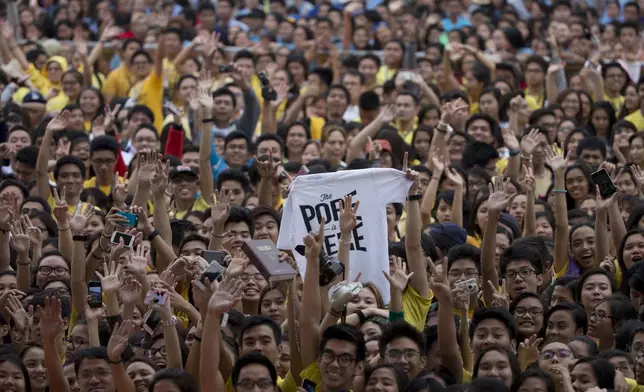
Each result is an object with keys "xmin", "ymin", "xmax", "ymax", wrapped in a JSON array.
[{"xmin": 0, "ymin": 0, "xmax": 641, "ymax": 392}]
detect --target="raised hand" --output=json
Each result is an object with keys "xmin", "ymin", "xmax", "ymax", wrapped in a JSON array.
[
  {"xmin": 486, "ymin": 279, "xmax": 510, "ymax": 310},
  {"xmin": 107, "ymin": 319, "xmax": 137, "ymax": 363},
  {"xmin": 502, "ymin": 127, "xmax": 520, "ymax": 151},
  {"xmin": 427, "ymin": 257, "xmax": 451, "ymax": 303},
  {"xmin": 10, "ymin": 218, "xmax": 30, "ymax": 255},
  {"xmin": 5, "ymin": 294, "xmax": 28, "ymax": 334},
  {"xmin": 52, "ymin": 186, "xmax": 70, "ymax": 225},
  {"xmin": 91, "ymin": 115, "xmax": 106, "ymax": 136},
  {"xmin": 440, "ymin": 99, "xmax": 468, "ymax": 125},
  {"xmin": 545, "ymin": 144, "xmax": 569, "ymax": 173},
  {"xmin": 0, "ymin": 143, "xmax": 15, "ymax": 160},
  {"xmin": 137, "ymin": 150, "xmax": 159, "ymax": 185},
  {"xmin": 428, "ymin": 146, "xmax": 445, "ymax": 175},
  {"xmin": 383, "ymin": 257, "xmax": 413, "ymax": 292},
  {"xmin": 46, "ymin": 111, "xmax": 69, "ymax": 133},
  {"xmin": 84, "ymin": 295, "xmax": 106, "ymax": 321},
  {"xmin": 211, "ymin": 189, "xmax": 231, "ymax": 230},
  {"xmin": 377, "ymin": 105, "xmax": 396, "ymax": 124},
  {"xmin": 520, "ymin": 128, "xmax": 541, "ymax": 156},
  {"xmin": 111, "ymin": 174, "xmax": 128, "ymax": 209},
  {"xmin": 520, "ymin": 165, "xmax": 536, "ymax": 194},
  {"xmin": 339, "ymin": 194, "xmax": 360, "ymax": 235},
  {"xmin": 303, "ymin": 217, "xmax": 325, "ymax": 260},
  {"xmin": 632, "ymin": 165, "xmax": 644, "ymax": 193},
  {"xmin": 126, "ymin": 243, "xmax": 149, "ymax": 276},
  {"xmin": 131, "ymin": 205, "xmax": 153, "ymax": 236},
  {"xmin": 118, "ymin": 275, "xmax": 143, "ymax": 304},
  {"xmin": 402, "ymin": 152, "xmax": 420, "ymax": 195},
  {"xmin": 226, "ymin": 251, "xmax": 249, "ymax": 279},
  {"xmin": 95, "ymin": 260, "xmax": 123, "ymax": 294},
  {"xmin": 445, "ymin": 168, "xmax": 464, "ymax": 188},
  {"xmin": 70, "ymin": 203, "xmax": 95, "ymax": 235},
  {"xmin": 518, "ymin": 334, "xmax": 543, "ymax": 370},
  {"xmin": 38, "ymin": 296, "xmax": 65, "ymax": 340},
  {"xmin": 487, "ymin": 175, "xmax": 514, "ymax": 214},
  {"xmin": 595, "ymin": 184, "xmax": 618, "ymax": 212},
  {"xmin": 257, "ymin": 152, "xmax": 279, "ymax": 179},
  {"xmin": 366, "ymin": 136, "xmax": 382, "ymax": 161},
  {"xmin": 452, "ymin": 286, "xmax": 470, "ymax": 314},
  {"xmin": 198, "ymin": 86, "xmax": 214, "ymax": 109},
  {"xmin": 150, "ymin": 159, "xmax": 169, "ymax": 198},
  {"xmin": 202, "ymin": 32, "xmax": 220, "ymax": 58},
  {"xmin": 0, "ymin": 194, "xmax": 14, "ymax": 229},
  {"xmin": 208, "ymin": 277, "xmax": 244, "ymax": 313},
  {"xmin": 22, "ymin": 216, "xmax": 42, "ymax": 248}
]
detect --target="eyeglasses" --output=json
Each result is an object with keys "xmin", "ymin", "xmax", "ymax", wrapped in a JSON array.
[
  {"xmin": 505, "ymin": 269, "xmax": 536, "ymax": 281},
  {"xmin": 320, "ymin": 351, "xmax": 356, "ymax": 368},
  {"xmin": 540, "ymin": 349, "xmax": 572, "ymax": 360},
  {"xmin": 385, "ymin": 349, "xmax": 420, "ymax": 362},
  {"xmin": 38, "ymin": 266, "xmax": 69, "ymax": 276},
  {"xmin": 92, "ymin": 158, "xmax": 116, "ymax": 166},
  {"xmin": 448, "ymin": 270, "xmax": 478, "ymax": 279},
  {"xmin": 147, "ymin": 346, "xmax": 167, "ymax": 357},
  {"xmin": 236, "ymin": 379, "xmax": 274, "ymax": 390},
  {"xmin": 514, "ymin": 306, "xmax": 543, "ymax": 317},
  {"xmin": 240, "ymin": 273, "xmax": 265, "ymax": 282},
  {"xmin": 65, "ymin": 336, "xmax": 89, "ymax": 349},
  {"xmin": 614, "ymin": 362, "xmax": 632, "ymax": 373},
  {"xmin": 589, "ymin": 312, "xmax": 613, "ymax": 322}
]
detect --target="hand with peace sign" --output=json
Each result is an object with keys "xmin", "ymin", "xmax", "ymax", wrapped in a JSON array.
[
  {"xmin": 303, "ymin": 216, "xmax": 325, "ymax": 261},
  {"xmin": 52, "ymin": 186, "xmax": 70, "ymax": 228},
  {"xmin": 486, "ymin": 279, "xmax": 510, "ymax": 310},
  {"xmin": 427, "ymin": 257, "xmax": 452, "ymax": 304}
]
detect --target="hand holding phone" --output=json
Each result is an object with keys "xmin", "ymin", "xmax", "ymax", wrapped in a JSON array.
[
  {"xmin": 591, "ymin": 168, "xmax": 617, "ymax": 199},
  {"xmin": 88, "ymin": 281, "xmax": 103, "ymax": 308}
]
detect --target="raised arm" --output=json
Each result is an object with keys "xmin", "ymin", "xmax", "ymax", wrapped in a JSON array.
[
  {"xmin": 36, "ymin": 112, "xmax": 69, "ymax": 201},
  {"xmin": 283, "ymin": 83, "xmax": 320, "ymax": 126},
  {"xmin": 346, "ymin": 106, "xmax": 395, "ymax": 164},
  {"xmin": 299, "ymin": 218, "xmax": 325, "ymax": 367},
  {"xmin": 198, "ymin": 88, "xmax": 215, "ymax": 204},
  {"xmin": 201, "ymin": 278, "xmax": 243, "ymax": 392},
  {"xmin": 481, "ymin": 178, "xmax": 513, "ymax": 307},
  {"xmin": 338, "ymin": 194, "xmax": 359, "ymax": 274},
  {"xmin": 547, "ymin": 146, "xmax": 570, "ymax": 275},
  {"xmin": 404, "ymin": 164, "xmax": 430, "ymax": 298},
  {"xmin": 428, "ymin": 258, "xmax": 463, "ymax": 383},
  {"xmin": 420, "ymin": 149, "xmax": 444, "ymax": 227},
  {"xmin": 107, "ymin": 320, "xmax": 137, "ymax": 392},
  {"xmin": 594, "ymin": 187, "xmax": 612, "ymax": 265},
  {"xmin": 150, "ymin": 160, "xmax": 172, "ymax": 245},
  {"xmin": 445, "ymin": 168, "xmax": 464, "ymax": 227},
  {"xmin": 384, "ymin": 257, "xmax": 414, "ymax": 314},
  {"xmin": 70, "ymin": 205, "xmax": 94, "ymax": 315},
  {"xmin": 52, "ymin": 187, "xmax": 73, "ymax": 262},
  {"xmin": 40, "ymin": 297, "xmax": 71, "ymax": 392},
  {"xmin": 11, "ymin": 217, "xmax": 32, "ymax": 290},
  {"xmin": 155, "ymin": 288, "xmax": 183, "ymax": 370},
  {"xmin": 257, "ymin": 154, "xmax": 279, "ymax": 208},
  {"xmin": 287, "ymin": 279, "xmax": 303, "ymax": 386},
  {"xmin": 208, "ymin": 190, "xmax": 232, "ymax": 251},
  {"xmin": 546, "ymin": 64, "xmax": 564, "ymax": 105},
  {"xmin": 521, "ymin": 166, "xmax": 537, "ymax": 237}
]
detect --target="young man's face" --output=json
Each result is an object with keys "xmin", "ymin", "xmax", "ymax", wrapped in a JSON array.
[
  {"xmin": 224, "ymin": 139, "xmax": 249, "ymax": 168},
  {"xmin": 77, "ymin": 358, "xmax": 115, "ymax": 392},
  {"xmin": 471, "ymin": 319, "xmax": 512, "ymax": 360},
  {"xmin": 319, "ymin": 339, "xmax": 364, "ymax": 390},
  {"xmin": 447, "ymin": 258, "xmax": 480, "ymax": 290},
  {"xmin": 91, "ymin": 150, "xmax": 117, "ymax": 179},
  {"xmin": 383, "ymin": 337, "xmax": 426, "ymax": 378},
  {"xmin": 395, "ymin": 95, "xmax": 418, "ymax": 122},
  {"xmin": 579, "ymin": 148, "xmax": 603, "ymax": 169},
  {"xmin": 254, "ymin": 214, "xmax": 279, "ymax": 243},
  {"xmin": 240, "ymin": 324, "xmax": 281, "ymax": 362},
  {"xmin": 504, "ymin": 260, "xmax": 543, "ymax": 299},
  {"xmin": 170, "ymin": 175, "xmax": 199, "ymax": 201},
  {"xmin": 257, "ymin": 140, "xmax": 283, "ymax": 159},
  {"xmin": 181, "ymin": 151, "xmax": 199, "ymax": 170},
  {"xmin": 57, "ymin": 163, "xmax": 84, "ymax": 197},
  {"xmin": 225, "ymin": 221, "xmax": 252, "ymax": 250}
]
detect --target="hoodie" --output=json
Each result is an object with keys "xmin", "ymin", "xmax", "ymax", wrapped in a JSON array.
[{"xmin": 27, "ymin": 56, "xmax": 68, "ymax": 96}]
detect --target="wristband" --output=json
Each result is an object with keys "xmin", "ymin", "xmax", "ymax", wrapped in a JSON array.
[
  {"xmin": 202, "ymin": 118, "xmax": 214, "ymax": 123},
  {"xmin": 407, "ymin": 193, "xmax": 422, "ymax": 201},
  {"xmin": 356, "ymin": 310, "xmax": 367, "ymax": 325},
  {"xmin": 508, "ymin": 149, "xmax": 520, "ymax": 157},
  {"xmin": 211, "ymin": 231, "xmax": 228, "ymax": 238},
  {"xmin": 73, "ymin": 234, "xmax": 88, "ymax": 242},
  {"xmin": 552, "ymin": 189, "xmax": 568, "ymax": 193},
  {"xmin": 146, "ymin": 229, "xmax": 160, "ymax": 242},
  {"xmin": 107, "ymin": 356, "xmax": 122, "ymax": 364},
  {"xmin": 328, "ymin": 307, "xmax": 343, "ymax": 318},
  {"xmin": 58, "ymin": 226, "xmax": 70, "ymax": 231},
  {"xmin": 521, "ymin": 155, "xmax": 533, "ymax": 161},
  {"xmin": 161, "ymin": 316, "xmax": 178, "ymax": 327}
]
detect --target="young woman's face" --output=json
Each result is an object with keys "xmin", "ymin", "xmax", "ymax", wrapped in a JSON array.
[
  {"xmin": 0, "ymin": 360, "xmax": 26, "ymax": 392},
  {"xmin": 535, "ymin": 216, "xmax": 554, "ymax": 239},
  {"xmin": 513, "ymin": 296, "xmax": 545, "ymax": 339},
  {"xmin": 436, "ymin": 199, "xmax": 453, "ymax": 223},
  {"xmin": 616, "ymin": 172, "xmax": 638, "ymax": 196},
  {"xmin": 413, "ymin": 131, "xmax": 431, "ymax": 160},
  {"xmin": 587, "ymin": 300, "xmax": 613, "ymax": 339},
  {"xmin": 85, "ymin": 215, "xmax": 104, "ymax": 237},
  {"xmin": 508, "ymin": 194, "xmax": 527, "ymax": 225},
  {"xmin": 322, "ymin": 131, "xmax": 346, "ymax": 163},
  {"xmin": 477, "ymin": 350, "xmax": 514, "ymax": 389},
  {"xmin": 565, "ymin": 168, "xmax": 589, "ymax": 201},
  {"xmin": 36, "ymin": 255, "xmax": 70, "ymax": 288},
  {"xmin": 571, "ymin": 363, "xmax": 599, "ymax": 392},
  {"xmin": 545, "ymin": 309, "xmax": 578, "ymax": 341},
  {"xmin": 479, "ymin": 93, "xmax": 500, "ymax": 119},
  {"xmin": 538, "ymin": 342, "xmax": 575, "ymax": 373},
  {"xmin": 561, "ymin": 92, "xmax": 581, "ymax": 118},
  {"xmin": 625, "ymin": 85, "xmax": 639, "ymax": 110},
  {"xmin": 286, "ymin": 125, "xmax": 308, "ymax": 155},
  {"xmin": 580, "ymin": 273, "xmax": 612, "ymax": 310},
  {"xmin": 347, "ymin": 287, "xmax": 378, "ymax": 314},
  {"xmin": 476, "ymin": 201, "xmax": 489, "ymax": 234},
  {"xmin": 623, "ymin": 233, "xmax": 644, "ymax": 269},
  {"xmin": 365, "ymin": 367, "xmax": 399, "ymax": 392},
  {"xmin": 614, "ymin": 126, "xmax": 635, "ymax": 149},
  {"xmin": 301, "ymin": 143, "xmax": 321, "ymax": 165},
  {"xmin": 516, "ymin": 376, "xmax": 549, "ymax": 392},
  {"xmin": 126, "ymin": 360, "xmax": 156, "ymax": 392},
  {"xmin": 23, "ymin": 346, "xmax": 47, "ymax": 389},
  {"xmin": 570, "ymin": 226, "xmax": 596, "ymax": 269},
  {"xmin": 260, "ymin": 288, "xmax": 287, "ymax": 325},
  {"xmin": 631, "ymin": 137, "xmax": 644, "ymax": 164},
  {"xmin": 62, "ymin": 73, "xmax": 82, "ymax": 98},
  {"xmin": 80, "ymin": 90, "xmax": 101, "ymax": 115},
  {"xmin": 590, "ymin": 109, "xmax": 610, "ymax": 134}
]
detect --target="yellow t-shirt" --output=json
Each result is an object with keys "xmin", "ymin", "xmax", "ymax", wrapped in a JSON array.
[
  {"xmin": 626, "ymin": 110, "xmax": 644, "ymax": 132},
  {"xmin": 525, "ymin": 93, "xmax": 545, "ymax": 111},
  {"xmin": 554, "ymin": 257, "xmax": 623, "ymax": 286},
  {"xmin": 309, "ymin": 116, "xmax": 325, "ymax": 141},
  {"xmin": 46, "ymin": 194, "xmax": 92, "ymax": 218},
  {"xmin": 168, "ymin": 195, "xmax": 210, "ymax": 220},
  {"xmin": 84, "ymin": 176, "xmax": 124, "ymax": 196},
  {"xmin": 392, "ymin": 118, "xmax": 418, "ymax": 145},
  {"xmin": 604, "ymin": 93, "xmax": 625, "ymax": 114},
  {"xmin": 46, "ymin": 93, "xmax": 69, "ymax": 113},
  {"xmin": 131, "ymin": 71, "xmax": 164, "ymax": 133},
  {"xmin": 103, "ymin": 65, "xmax": 135, "ymax": 99},
  {"xmin": 402, "ymin": 285, "xmax": 432, "ymax": 331},
  {"xmin": 376, "ymin": 66, "xmax": 398, "ymax": 86}
]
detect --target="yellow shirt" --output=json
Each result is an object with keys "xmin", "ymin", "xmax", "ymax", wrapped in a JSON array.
[
  {"xmin": 525, "ymin": 92, "xmax": 545, "ymax": 111},
  {"xmin": 26, "ymin": 56, "xmax": 68, "ymax": 96},
  {"xmin": 84, "ymin": 176, "xmax": 124, "ymax": 196},
  {"xmin": 402, "ymin": 285, "xmax": 432, "ymax": 331},
  {"xmin": 46, "ymin": 194, "xmax": 92, "ymax": 218},
  {"xmin": 46, "ymin": 93, "xmax": 69, "ymax": 113},
  {"xmin": 103, "ymin": 65, "xmax": 135, "ymax": 99},
  {"xmin": 604, "ymin": 93, "xmax": 625, "ymax": 114},
  {"xmin": 309, "ymin": 116, "xmax": 325, "ymax": 141},
  {"xmin": 131, "ymin": 71, "xmax": 164, "ymax": 133},
  {"xmin": 377, "ymin": 65, "xmax": 398, "ymax": 86},
  {"xmin": 554, "ymin": 257, "xmax": 623, "ymax": 286},
  {"xmin": 392, "ymin": 117, "xmax": 418, "ymax": 145},
  {"xmin": 168, "ymin": 195, "xmax": 210, "ymax": 220},
  {"xmin": 626, "ymin": 110, "xmax": 644, "ymax": 132}
]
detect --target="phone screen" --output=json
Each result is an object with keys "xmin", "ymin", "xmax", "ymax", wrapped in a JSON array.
[
  {"xmin": 111, "ymin": 232, "xmax": 134, "ymax": 247},
  {"xmin": 143, "ymin": 309, "xmax": 161, "ymax": 333},
  {"xmin": 302, "ymin": 380, "xmax": 317, "ymax": 392},
  {"xmin": 202, "ymin": 251, "xmax": 227, "ymax": 265},
  {"xmin": 591, "ymin": 169, "xmax": 617, "ymax": 199},
  {"xmin": 116, "ymin": 211, "xmax": 138, "ymax": 227},
  {"xmin": 201, "ymin": 259, "xmax": 224, "ymax": 283},
  {"xmin": 88, "ymin": 282, "xmax": 102, "ymax": 307}
]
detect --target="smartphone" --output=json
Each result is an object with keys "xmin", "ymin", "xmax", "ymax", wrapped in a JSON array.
[
  {"xmin": 398, "ymin": 70, "xmax": 415, "ymax": 81},
  {"xmin": 219, "ymin": 64, "xmax": 233, "ymax": 73},
  {"xmin": 144, "ymin": 290, "xmax": 168, "ymax": 305},
  {"xmin": 116, "ymin": 211, "xmax": 138, "ymax": 228},
  {"xmin": 201, "ymin": 256, "xmax": 225, "ymax": 284},
  {"xmin": 111, "ymin": 231, "xmax": 134, "ymax": 248},
  {"xmin": 302, "ymin": 379, "xmax": 317, "ymax": 392},
  {"xmin": 164, "ymin": 101, "xmax": 181, "ymax": 116},
  {"xmin": 202, "ymin": 250, "xmax": 227, "ymax": 265},
  {"xmin": 297, "ymin": 165, "xmax": 309, "ymax": 176},
  {"xmin": 142, "ymin": 309, "xmax": 161, "ymax": 335},
  {"xmin": 591, "ymin": 168, "xmax": 617, "ymax": 199},
  {"xmin": 88, "ymin": 281, "xmax": 102, "ymax": 308}
]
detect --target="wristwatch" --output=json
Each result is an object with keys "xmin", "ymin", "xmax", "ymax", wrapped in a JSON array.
[{"xmin": 162, "ymin": 316, "xmax": 178, "ymax": 327}]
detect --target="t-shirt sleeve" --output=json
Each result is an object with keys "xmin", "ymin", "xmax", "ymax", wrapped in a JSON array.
[
  {"xmin": 372, "ymin": 169, "xmax": 413, "ymax": 204},
  {"xmin": 141, "ymin": 71, "xmax": 164, "ymax": 133},
  {"xmin": 299, "ymin": 362, "xmax": 322, "ymax": 392},
  {"xmin": 402, "ymin": 285, "xmax": 432, "ymax": 331}
]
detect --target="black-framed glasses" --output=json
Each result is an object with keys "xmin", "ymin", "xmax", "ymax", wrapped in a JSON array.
[
  {"xmin": 589, "ymin": 312, "xmax": 613, "ymax": 322},
  {"xmin": 505, "ymin": 269, "xmax": 536, "ymax": 281},
  {"xmin": 65, "ymin": 336, "xmax": 89, "ymax": 349},
  {"xmin": 540, "ymin": 349, "xmax": 572, "ymax": 360},
  {"xmin": 38, "ymin": 266, "xmax": 69, "ymax": 276},
  {"xmin": 236, "ymin": 379, "xmax": 274, "ymax": 390},
  {"xmin": 514, "ymin": 306, "xmax": 543, "ymax": 317},
  {"xmin": 385, "ymin": 349, "xmax": 420, "ymax": 362},
  {"xmin": 146, "ymin": 346, "xmax": 167, "ymax": 357},
  {"xmin": 320, "ymin": 351, "xmax": 356, "ymax": 368}
]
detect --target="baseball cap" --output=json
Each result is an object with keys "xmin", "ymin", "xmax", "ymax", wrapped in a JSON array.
[
  {"xmin": 22, "ymin": 91, "xmax": 46, "ymax": 104},
  {"xmin": 169, "ymin": 165, "xmax": 199, "ymax": 181},
  {"xmin": 430, "ymin": 222, "xmax": 467, "ymax": 252}
]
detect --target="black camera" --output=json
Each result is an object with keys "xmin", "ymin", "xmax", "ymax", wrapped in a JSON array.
[
  {"xmin": 219, "ymin": 64, "xmax": 233, "ymax": 73},
  {"xmin": 258, "ymin": 71, "xmax": 277, "ymax": 101},
  {"xmin": 294, "ymin": 245, "xmax": 344, "ymax": 286}
]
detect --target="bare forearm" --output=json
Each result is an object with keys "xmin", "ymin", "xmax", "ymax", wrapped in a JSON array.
[
  {"xmin": 163, "ymin": 323, "xmax": 183, "ymax": 370},
  {"xmin": 405, "ymin": 199, "xmax": 429, "ymax": 297},
  {"xmin": 72, "ymin": 241, "xmax": 88, "ymax": 314},
  {"xmin": 522, "ymin": 190, "xmax": 536, "ymax": 237},
  {"xmin": 257, "ymin": 178, "xmax": 274, "ymax": 208},
  {"xmin": 300, "ymin": 255, "xmax": 321, "ymax": 365},
  {"xmin": 595, "ymin": 209, "xmax": 609, "ymax": 263},
  {"xmin": 420, "ymin": 177, "xmax": 440, "ymax": 226},
  {"xmin": 438, "ymin": 296, "xmax": 463, "ymax": 382},
  {"xmin": 481, "ymin": 212, "xmax": 500, "ymax": 306},
  {"xmin": 43, "ymin": 338, "xmax": 71, "ymax": 392},
  {"xmin": 608, "ymin": 202, "xmax": 626, "ymax": 252},
  {"xmin": 452, "ymin": 185, "xmax": 464, "ymax": 227},
  {"xmin": 58, "ymin": 225, "xmax": 73, "ymax": 261},
  {"xmin": 153, "ymin": 194, "xmax": 171, "ymax": 245},
  {"xmin": 553, "ymin": 172, "xmax": 569, "ymax": 273},
  {"xmin": 16, "ymin": 256, "xmax": 31, "ymax": 290},
  {"xmin": 87, "ymin": 319, "xmax": 100, "ymax": 347}
]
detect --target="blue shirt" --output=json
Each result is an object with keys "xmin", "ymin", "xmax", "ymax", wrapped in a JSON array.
[{"xmin": 441, "ymin": 15, "xmax": 471, "ymax": 32}]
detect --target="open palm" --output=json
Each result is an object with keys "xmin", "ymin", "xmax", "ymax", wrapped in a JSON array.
[{"xmin": 208, "ymin": 278, "xmax": 244, "ymax": 313}]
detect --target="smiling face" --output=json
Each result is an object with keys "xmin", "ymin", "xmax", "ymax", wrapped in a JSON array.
[
  {"xmin": 545, "ymin": 309, "xmax": 579, "ymax": 341},
  {"xmin": 0, "ymin": 360, "xmax": 27, "ymax": 392},
  {"xmin": 513, "ymin": 296, "xmax": 545, "ymax": 339},
  {"xmin": 260, "ymin": 288, "xmax": 287, "ymax": 325},
  {"xmin": 476, "ymin": 350, "xmax": 513, "ymax": 389},
  {"xmin": 565, "ymin": 168, "xmax": 589, "ymax": 201},
  {"xmin": 570, "ymin": 226, "xmax": 595, "ymax": 270},
  {"xmin": 127, "ymin": 361, "xmax": 156, "ymax": 392}
]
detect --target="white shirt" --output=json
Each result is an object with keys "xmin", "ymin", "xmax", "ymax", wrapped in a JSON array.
[{"xmin": 277, "ymin": 168, "xmax": 412, "ymax": 301}]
